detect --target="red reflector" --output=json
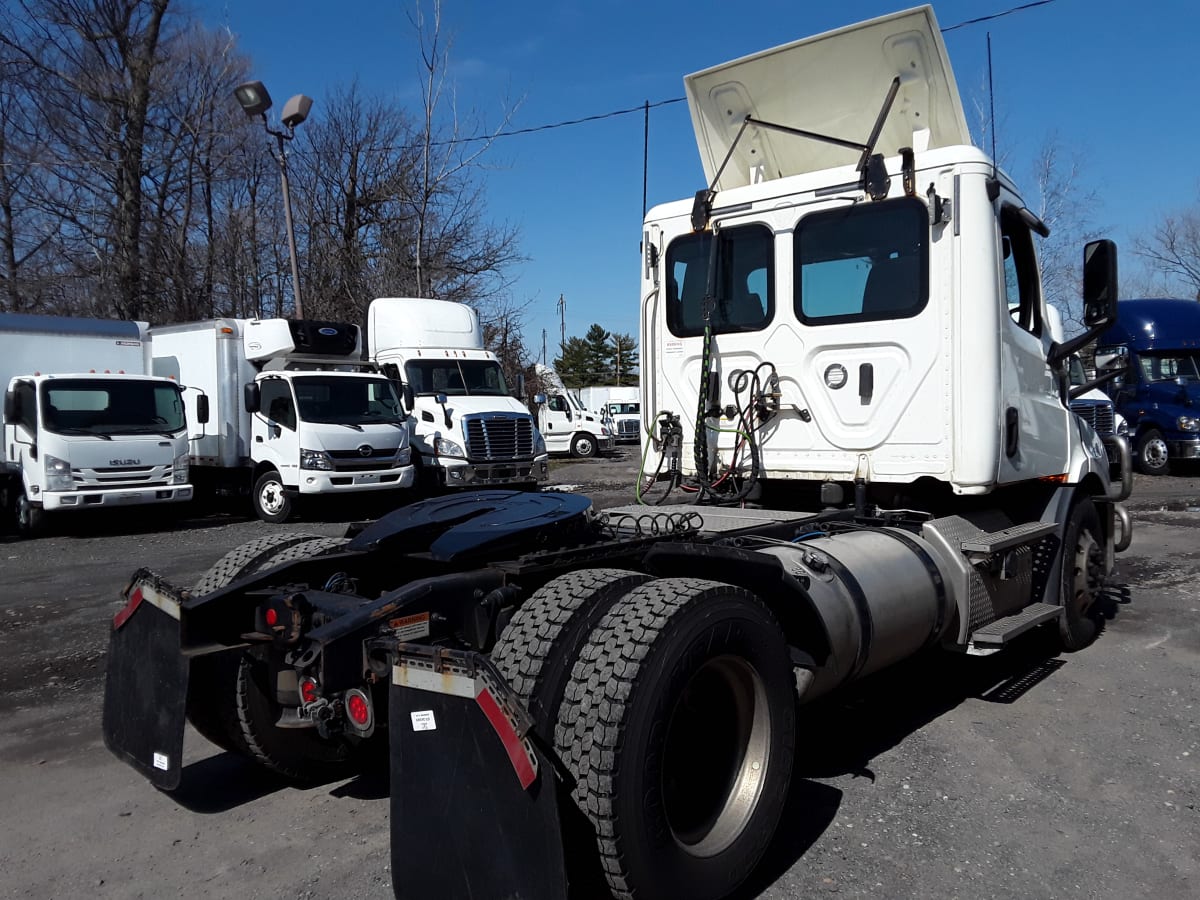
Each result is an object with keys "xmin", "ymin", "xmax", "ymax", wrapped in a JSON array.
[
  {"xmin": 112, "ymin": 587, "xmax": 144, "ymax": 630},
  {"xmin": 475, "ymin": 686, "xmax": 536, "ymax": 790},
  {"xmin": 265, "ymin": 608, "xmax": 278, "ymax": 626},
  {"xmin": 299, "ymin": 677, "xmax": 318, "ymax": 704},
  {"xmin": 347, "ymin": 692, "xmax": 370, "ymax": 726}
]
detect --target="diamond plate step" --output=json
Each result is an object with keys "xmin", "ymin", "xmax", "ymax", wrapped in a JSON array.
[
  {"xmin": 969, "ymin": 602, "xmax": 1061, "ymax": 647},
  {"xmin": 960, "ymin": 521, "xmax": 1056, "ymax": 555}
]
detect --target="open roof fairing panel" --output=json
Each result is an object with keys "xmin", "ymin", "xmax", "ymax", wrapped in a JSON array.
[{"xmin": 684, "ymin": 5, "xmax": 970, "ymax": 191}]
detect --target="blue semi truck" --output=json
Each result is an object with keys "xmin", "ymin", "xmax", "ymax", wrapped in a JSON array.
[{"xmin": 1096, "ymin": 298, "xmax": 1200, "ymax": 475}]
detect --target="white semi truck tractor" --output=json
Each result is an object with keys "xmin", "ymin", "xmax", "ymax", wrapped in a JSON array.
[
  {"xmin": 104, "ymin": 8, "xmax": 1132, "ymax": 900},
  {"xmin": 1, "ymin": 313, "xmax": 195, "ymax": 537},
  {"xmin": 367, "ymin": 297, "xmax": 549, "ymax": 490},
  {"xmin": 151, "ymin": 317, "xmax": 414, "ymax": 522}
]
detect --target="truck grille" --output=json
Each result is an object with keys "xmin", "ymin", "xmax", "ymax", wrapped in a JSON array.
[
  {"xmin": 618, "ymin": 419, "xmax": 640, "ymax": 437},
  {"xmin": 1069, "ymin": 399, "xmax": 1115, "ymax": 436},
  {"xmin": 326, "ymin": 447, "xmax": 397, "ymax": 471},
  {"xmin": 74, "ymin": 465, "xmax": 170, "ymax": 489},
  {"xmin": 463, "ymin": 414, "xmax": 534, "ymax": 461}
]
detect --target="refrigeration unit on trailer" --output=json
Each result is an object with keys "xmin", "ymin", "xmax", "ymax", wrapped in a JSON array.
[
  {"xmin": 1, "ymin": 313, "xmax": 194, "ymax": 537},
  {"xmin": 367, "ymin": 297, "xmax": 549, "ymax": 489},
  {"xmin": 105, "ymin": 8, "xmax": 1134, "ymax": 900},
  {"xmin": 151, "ymin": 317, "xmax": 413, "ymax": 522}
]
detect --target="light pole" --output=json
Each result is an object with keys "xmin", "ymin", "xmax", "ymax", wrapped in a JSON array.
[{"xmin": 234, "ymin": 81, "xmax": 312, "ymax": 319}]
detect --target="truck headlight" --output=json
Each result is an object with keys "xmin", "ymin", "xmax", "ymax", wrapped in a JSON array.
[
  {"xmin": 1117, "ymin": 418, "xmax": 1129, "ymax": 436},
  {"xmin": 172, "ymin": 452, "xmax": 189, "ymax": 484},
  {"xmin": 435, "ymin": 437, "xmax": 465, "ymax": 458},
  {"xmin": 300, "ymin": 448, "xmax": 334, "ymax": 470},
  {"xmin": 533, "ymin": 427, "xmax": 547, "ymax": 457},
  {"xmin": 395, "ymin": 445, "xmax": 411, "ymax": 466},
  {"xmin": 44, "ymin": 454, "xmax": 74, "ymax": 492},
  {"xmin": 1178, "ymin": 416, "xmax": 1199, "ymax": 432}
]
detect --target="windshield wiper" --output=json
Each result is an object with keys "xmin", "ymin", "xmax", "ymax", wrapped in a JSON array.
[{"xmin": 53, "ymin": 427, "xmax": 112, "ymax": 440}]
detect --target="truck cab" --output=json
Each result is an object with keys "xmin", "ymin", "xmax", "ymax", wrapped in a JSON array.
[
  {"xmin": 534, "ymin": 364, "xmax": 614, "ymax": 458},
  {"xmin": 367, "ymin": 298, "xmax": 549, "ymax": 490},
  {"xmin": 1095, "ymin": 298, "xmax": 1200, "ymax": 475}
]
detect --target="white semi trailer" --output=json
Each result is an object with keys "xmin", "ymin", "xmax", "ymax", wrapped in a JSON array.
[
  {"xmin": 151, "ymin": 317, "xmax": 413, "ymax": 522},
  {"xmin": 367, "ymin": 297, "xmax": 549, "ymax": 490},
  {"xmin": 105, "ymin": 8, "xmax": 1133, "ymax": 900},
  {"xmin": 1, "ymin": 313, "xmax": 194, "ymax": 537}
]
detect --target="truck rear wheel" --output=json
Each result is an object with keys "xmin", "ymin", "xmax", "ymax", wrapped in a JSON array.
[
  {"xmin": 253, "ymin": 469, "xmax": 293, "ymax": 523},
  {"xmin": 570, "ymin": 433, "xmax": 597, "ymax": 458},
  {"xmin": 558, "ymin": 578, "xmax": 795, "ymax": 900},
  {"xmin": 1134, "ymin": 428, "xmax": 1169, "ymax": 476},
  {"xmin": 187, "ymin": 533, "xmax": 343, "ymax": 758},
  {"xmin": 1058, "ymin": 498, "xmax": 1105, "ymax": 651},
  {"xmin": 491, "ymin": 568, "xmax": 651, "ymax": 740}
]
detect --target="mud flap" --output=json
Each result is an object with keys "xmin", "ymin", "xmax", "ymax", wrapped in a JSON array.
[
  {"xmin": 388, "ymin": 644, "xmax": 567, "ymax": 900},
  {"xmin": 102, "ymin": 569, "xmax": 189, "ymax": 791}
]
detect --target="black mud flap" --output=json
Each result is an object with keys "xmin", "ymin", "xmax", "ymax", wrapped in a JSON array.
[
  {"xmin": 387, "ymin": 644, "xmax": 567, "ymax": 900},
  {"xmin": 102, "ymin": 569, "xmax": 189, "ymax": 791}
]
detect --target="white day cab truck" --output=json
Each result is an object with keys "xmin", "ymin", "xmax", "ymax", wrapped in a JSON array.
[
  {"xmin": 534, "ymin": 363, "xmax": 615, "ymax": 457},
  {"xmin": 367, "ymin": 297, "xmax": 549, "ymax": 490},
  {"xmin": 151, "ymin": 317, "xmax": 413, "ymax": 522},
  {"xmin": 577, "ymin": 384, "xmax": 641, "ymax": 442},
  {"xmin": 1, "ymin": 313, "xmax": 195, "ymax": 537},
  {"xmin": 104, "ymin": 8, "xmax": 1132, "ymax": 900}
]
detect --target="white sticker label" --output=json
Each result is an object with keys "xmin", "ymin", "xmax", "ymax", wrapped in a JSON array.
[
  {"xmin": 152, "ymin": 752, "xmax": 169, "ymax": 771},
  {"xmin": 410, "ymin": 710, "xmax": 437, "ymax": 732},
  {"xmin": 664, "ymin": 340, "xmax": 684, "ymax": 357}
]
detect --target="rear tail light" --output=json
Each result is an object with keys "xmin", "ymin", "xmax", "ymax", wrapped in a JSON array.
[
  {"xmin": 344, "ymin": 688, "xmax": 374, "ymax": 735},
  {"xmin": 299, "ymin": 676, "xmax": 319, "ymax": 705}
]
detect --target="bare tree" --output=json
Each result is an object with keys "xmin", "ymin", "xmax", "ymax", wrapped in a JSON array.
[{"xmin": 1135, "ymin": 202, "xmax": 1200, "ymax": 299}]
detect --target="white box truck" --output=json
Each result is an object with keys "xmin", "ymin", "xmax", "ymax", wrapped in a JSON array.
[
  {"xmin": 366, "ymin": 298, "xmax": 549, "ymax": 489},
  {"xmin": 151, "ymin": 317, "xmax": 414, "ymax": 522},
  {"xmin": 534, "ymin": 364, "xmax": 615, "ymax": 458},
  {"xmin": 1, "ymin": 313, "xmax": 194, "ymax": 537},
  {"xmin": 577, "ymin": 385, "xmax": 640, "ymax": 442}
]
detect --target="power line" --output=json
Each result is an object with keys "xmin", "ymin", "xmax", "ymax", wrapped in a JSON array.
[{"xmin": 941, "ymin": 0, "xmax": 1057, "ymax": 33}]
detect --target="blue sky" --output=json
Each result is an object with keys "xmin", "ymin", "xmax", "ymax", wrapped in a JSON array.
[{"xmin": 195, "ymin": 1, "xmax": 1197, "ymax": 359}]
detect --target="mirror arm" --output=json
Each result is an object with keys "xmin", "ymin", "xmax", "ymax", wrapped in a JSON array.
[
  {"xmin": 1067, "ymin": 368, "xmax": 1124, "ymax": 400},
  {"xmin": 1047, "ymin": 320, "xmax": 1112, "ymax": 368}
]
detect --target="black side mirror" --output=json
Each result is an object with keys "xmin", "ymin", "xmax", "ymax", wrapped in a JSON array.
[
  {"xmin": 244, "ymin": 382, "xmax": 261, "ymax": 414},
  {"xmin": 195, "ymin": 393, "xmax": 210, "ymax": 425},
  {"xmin": 2, "ymin": 390, "xmax": 15, "ymax": 424},
  {"xmin": 403, "ymin": 383, "xmax": 415, "ymax": 412},
  {"xmin": 515, "ymin": 373, "xmax": 526, "ymax": 399},
  {"xmin": 1082, "ymin": 239, "xmax": 1119, "ymax": 328}
]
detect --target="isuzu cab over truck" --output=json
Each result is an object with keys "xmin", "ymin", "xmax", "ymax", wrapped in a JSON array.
[
  {"xmin": 1, "ymin": 313, "xmax": 194, "ymax": 537},
  {"xmin": 366, "ymin": 298, "xmax": 549, "ymax": 489},
  {"xmin": 151, "ymin": 317, "xmax": 413, "ymax": 522},
  {"xmin": 104, "ymin": 8, "xmax": 1131, "ymax": 900}
]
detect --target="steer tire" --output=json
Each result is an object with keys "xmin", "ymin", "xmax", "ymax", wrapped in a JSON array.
[
  {"xmin": 1058, "ymin": 498, "xmax": 1106, "ymax": 651},
  {"xmin": 557, "ymin": 578, "xmax": 795, "ymax": 900},
  {"xmin": 1134, "ymin": 428, "xmax": 1170, "ymax": 476},
  {"xmin": 491, "ymin": 568, "xmax": 652, "ymax": 740},
  {"xmin": 570, "ymin": 432, "xmax": 598, "ymax": 459},
  {"xmin": 186, "ymin": 533, "xmax": 343, "ymax": 758}
]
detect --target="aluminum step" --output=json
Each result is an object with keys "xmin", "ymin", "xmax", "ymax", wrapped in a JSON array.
[
  {"xmin": 969, "ymin": 602, "xmax": 1061, "ymax": 647},
  {"xmin": 959, "ymin": 521, "xmax": 1056, "ymax": 555}
]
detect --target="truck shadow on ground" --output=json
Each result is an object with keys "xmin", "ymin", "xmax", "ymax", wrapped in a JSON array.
[{"xmin": 737, "ymin": 591, "xmax": 1129, "ymax": 897}]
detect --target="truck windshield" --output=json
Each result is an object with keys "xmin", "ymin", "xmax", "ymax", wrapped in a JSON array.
[
  {"xmin": 404, "ymin": 360, "xmax": 509, "ymax": 397},
  {"xmin": 41, "ymin": 379, "xmax": 186, "ymax": 435},
  {"xmin": 609, "ymin": 402, "xmax": 640, "ymax": 415},
  {"xmin": 292, "ymin": 376, "xmax": 405, "ymax": 425},
  {"xmin": 1138, "ymin": 352, "xmax": 1200, "ymax": 383},
  {"xmin": 1069, "ymin": 356, "xmax": 1088, "ymax": 387}
]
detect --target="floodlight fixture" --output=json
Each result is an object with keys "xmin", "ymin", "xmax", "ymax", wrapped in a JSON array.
[
  {"xmin": 281, "ymin": 94, "xmax": 313, "ymax": 129},
  {"xmin": 234, "ymin": 81, "xmax": 272, "ymax": 118}
]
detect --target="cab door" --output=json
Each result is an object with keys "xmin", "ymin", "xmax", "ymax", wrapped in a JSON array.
[{"xmin": 252, "ymin": 377, "xmax": 300, "ymax": 484}]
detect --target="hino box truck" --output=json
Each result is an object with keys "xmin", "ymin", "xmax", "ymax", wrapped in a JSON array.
[
  {"xmin": 151, "ymin": 317, "xmax": 413, "ymax": 522},
  {"xmin": 105, "ymin": 8, "xmax": 1132, "ymax": 900},
  {"xmin": 366, "ymin": 297, "xmax": 549, "ymax": 490},
  {"xmin": 1, "ymin": 313, "xmax": 194, "ymax": 537}
]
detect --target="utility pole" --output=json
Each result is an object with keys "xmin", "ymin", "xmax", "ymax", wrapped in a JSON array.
[
  {"xmin": 541, "ymin": 328, "xmax": 547, "ymax": 365},
  {"xmin": 556, "ymin": 294, "xmax": 566, "ymax": 354}
]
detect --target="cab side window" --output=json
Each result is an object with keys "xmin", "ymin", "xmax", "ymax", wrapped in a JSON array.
[
  {"xmin": 665, "ymin": 225, "xmax": 773, "ymax": 337},
  {"xmin": 1001, "ymin": 205, "xmax": 1042, "ymax": 336},
  {"xmin": 259, "ymin": 379, "xmax": 296, "ymax": 431}
]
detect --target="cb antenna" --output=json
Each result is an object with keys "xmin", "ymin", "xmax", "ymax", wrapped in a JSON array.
[{"xmin": 986, "ymin": 31, "xmax": 1000, "ymax": 200}]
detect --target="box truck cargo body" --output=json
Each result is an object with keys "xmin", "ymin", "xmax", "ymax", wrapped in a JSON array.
[
  {"xmin": 151, "ymin": 318, "xmax": 413, "ymax": 521},
  {"xmin": 367, "ymin": 298, "xmax": 549, "ymax": 489},
  {"xmin": 1, "ymin": 313, "xmax": 192, "ymax": 536},
  {"xmin": 577, "ymin": 385, "xmax": 640, "ymax": 442}
]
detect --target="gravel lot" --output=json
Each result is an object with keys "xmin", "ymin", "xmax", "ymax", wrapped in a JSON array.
[{"xmin": 1, "ymin": 451, "xmax": 1197, "ymax": 899}]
